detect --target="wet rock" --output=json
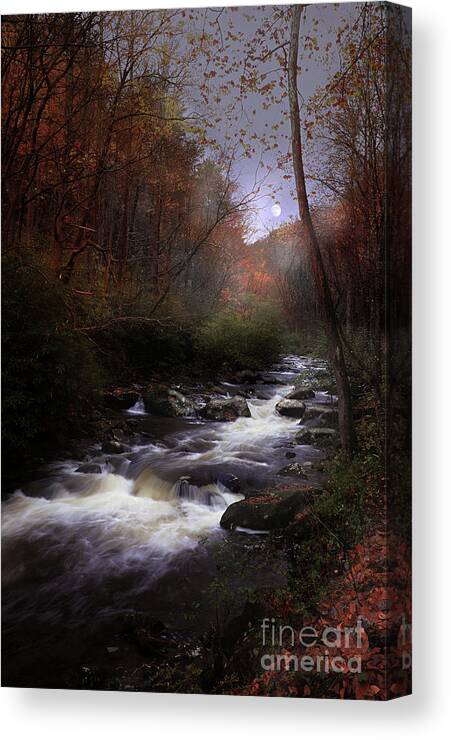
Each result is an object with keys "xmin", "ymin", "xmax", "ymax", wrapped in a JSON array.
[
  {"xmin": 75, "ymin": 463, "xmax": 103, "ymax": 474},
  {"xmin": 176, "ymin": 476, "xmax": 225, "ymax": 507},
  {"xmin": 253, "ymin": 387, "xmax": 276, "ymax": 401},
  {"xmin": 303, "ymin": 405, "xmax": 339, "ymax": 425},
  {"xmin": 166, "ymin": 388, "xmax": 195, "ymax": 416},
  {"xmin": 278, "ymin": 462, "xmax": 307, "ymax": 478},
  {"xmin": 220, "ymin": 488, "xmax": 317, "ymax": 531},
  {"xmin": 294, "ymin": 428, "xmax": 313, "ymax": 445},
  {"xmin": 234, "ymin": 387, "xmax": 256, "ymax": 399},
  {"xmin": 273, "ymin": 441, "xmax": 295, "ymax": 450},
  {"xmin": 261, "ymin": 374, "xmax": 285, "ymax": 385},
  {"xmin": 200, "ymin": 396, "xmax": 250, "ymax": 422},
  {"xmin": 102, "ymin": 440, "xmax": 128, "ymax": 454},
  {"xmin": 143, "ymin": 386, "xmax": 195, "ymax": 417},
  {"xmin": 275, "ymin": 398, "xmax": 306, "ymax": 418},
  {"xmin": 295, "ymin": 427, "xmax": 338, "ymax": 446},
  {"xmin": 285, "ymin": 451, "xmax": 296, "ymax": 459},
  {"xmin": 105, "ymin": 455, "xmax": 129, "ymax": 473},
  {"xmin": 217, "ymin": 473, "xmax": 241, "ymax": 493},
  {"xmin": 286, "ymin": 387, "xmax": 315, "ymax": 401},
  {"xmin": 310, "ymin": 427, "xmax": 339, "ymax": 444}
]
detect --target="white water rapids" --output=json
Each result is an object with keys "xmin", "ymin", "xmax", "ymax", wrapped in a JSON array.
[
  {"xmin": 2, "ymin": 355, "xmax": 329, "ymax": 635},
  {"xmin": 2, "ymin": 393, "xmax": 298, "ymax": 585}
]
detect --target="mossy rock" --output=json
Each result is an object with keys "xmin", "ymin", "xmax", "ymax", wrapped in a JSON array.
[
  {"xmin": 294, "ymin": 427, "xmax": 338, "ymax": 446},
  {"xmin": 285, "ymin": 387, "xmax": 316, "ymax": 401},
  {"xmin": 199, "ymin": 396, "xmax": 250, "ymax": 421},
  {"xmin": 220, "ymin": 487, "xmax": 319, "ymax": 531},
  {"xmin": 102, "ymin": 440, "xmax": 129, "ymax": 454},
  {"xmin": 143, "ymin": 386, "xmax": 195, "ymax": 417},
  {"xmin": 277, "ymin": 462, "xmax": 308, "ymax": 478}
]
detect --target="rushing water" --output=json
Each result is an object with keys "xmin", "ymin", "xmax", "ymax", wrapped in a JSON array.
[
  {"xmin": 1, "ymin": 355, "xmax": 331, "ymax": 686},
  {"xmin": 125, "ymin": 397, "xmax": 147, "ymax": 416}
]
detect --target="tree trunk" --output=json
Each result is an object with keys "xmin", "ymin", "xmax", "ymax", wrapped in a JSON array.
[{"xmin": 288, "ymin": 4, "xmax": 356, "ymax": 455}]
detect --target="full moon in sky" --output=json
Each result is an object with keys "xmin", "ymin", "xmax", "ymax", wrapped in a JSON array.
[{"xmin": 271, "ymin": 203, "xmax": 282, "ymax": 218}]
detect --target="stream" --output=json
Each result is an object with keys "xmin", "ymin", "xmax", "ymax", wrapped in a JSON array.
[{"xmin": 2, "ymin": 354, "xmax": 333, "ymax": 687}]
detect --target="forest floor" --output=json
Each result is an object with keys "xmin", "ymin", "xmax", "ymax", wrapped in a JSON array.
[{"xmin": 241, "ymin": 527, "xmax": 412, "ymax": 700}]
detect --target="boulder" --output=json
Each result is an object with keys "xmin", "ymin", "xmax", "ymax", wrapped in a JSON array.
[
  {"xmin": 277, "ymin": 462, "xmax": 308, "ymax": 478},
  {"xmin": 310, "ymin": 427, "xmax": 339, "ymax": 444},
  {"xmin": 200, "ymin": 396, "xmax": 250, "ymax": 422},
  {"xmin": 167, "ymin": 389, "xmax": 196, "ymax": 416},
  {"xmin": 143, "ymin": 386, "xmax": 195, "ymax": 417},
  {"xmin": 76, "ymin": 463, "xmax": 103, "ymax": 474},
  {"xmin": 303, "ymin": 404, "xmax": 339, "ymax": 425},
  {"xmin": 102, "ymin": 440, "xmax": 127, "ymax": 454},
  {"xmin": 217, "ymin": 473, "xmax": 241, "ymax": 493},
  {"xmin": 295, "ymin": 427, "xmax": 338, "ymax": 446},
  {"xmin": 275, "ymin": 398, "xmax": 306, "ymax": 418},
  {"xmin": 261, "ymin": 374, "xmax": 285, "ymax": 385},
  {"xmin": 321, "ymin": 408, "xmax": 339, "ymax": 426},
  {"xmin": 220, "ymin": 488, "xmax": 317, "ymax": 531},
  {"xmin": 104, "ymin": 390, "xmax": 140, "ymax": 411},
  {"xmin": 286, "ymin": 387, "xmax": 315, "ymax": 401},
  {"xmin": 294, "ymin": 429, "xmax": 313, "ymax": 445}
]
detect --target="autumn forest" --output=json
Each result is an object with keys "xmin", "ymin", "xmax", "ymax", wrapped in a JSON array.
[{"xmin": 2, "ymin": 3, "xmax": 411, "ymax": 698}]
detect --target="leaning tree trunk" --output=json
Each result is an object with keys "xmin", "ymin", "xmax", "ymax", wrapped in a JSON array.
[{"xmin": 288, "ymin": 4, "xmax": 356, "ymax": 455}]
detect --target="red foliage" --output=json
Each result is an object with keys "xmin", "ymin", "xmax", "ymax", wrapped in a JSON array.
[{"xmin": 247, "ymin": 529, "xmax": 411, "ymax": 700}]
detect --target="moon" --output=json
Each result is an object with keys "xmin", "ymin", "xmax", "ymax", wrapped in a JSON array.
[{"xmin": 271, "ymin": 203, "xmax": 282, "ymax": 218}]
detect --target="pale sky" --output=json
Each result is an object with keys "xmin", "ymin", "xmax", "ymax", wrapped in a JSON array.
[{"xmin": 179, "ymin": 3, "xmax": 361, "ymax": 239}]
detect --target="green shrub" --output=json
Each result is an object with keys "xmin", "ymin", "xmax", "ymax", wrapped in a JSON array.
[
  {"xmin": 194, "ymin": 303, "xmax": 284, "ymax": 373},
  {"xmin": 290, "ymin": 320, "xmax": 328, "ymax": 358}
]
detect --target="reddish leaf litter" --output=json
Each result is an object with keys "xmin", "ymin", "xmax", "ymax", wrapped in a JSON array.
[{"xmin": 247, "ymin": 530, "xmax": 411, "ymax": 700}]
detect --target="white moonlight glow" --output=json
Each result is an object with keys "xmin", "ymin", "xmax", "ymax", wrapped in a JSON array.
[{"xmin": 271, "ymin": 203, "xmax": 282, "ymax": 218}]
